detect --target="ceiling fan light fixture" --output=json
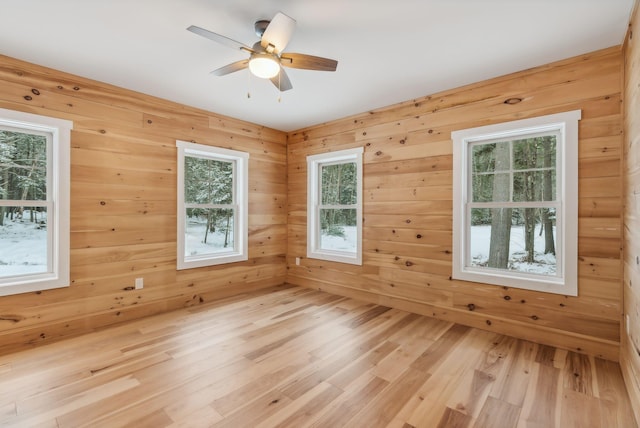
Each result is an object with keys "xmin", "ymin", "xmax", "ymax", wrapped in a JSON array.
[{"xmin": 248, "ymin": 54, "xmax": 280, "ymax": 79}]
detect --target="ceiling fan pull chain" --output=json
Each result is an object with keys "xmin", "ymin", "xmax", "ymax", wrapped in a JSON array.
[{"xmin": 277, "ymin": 72, "xmax": 282, "ymax": 103}]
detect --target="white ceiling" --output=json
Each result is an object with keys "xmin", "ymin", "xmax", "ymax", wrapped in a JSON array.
[{"xmin": 1, "ymin": 0, "xmax": 634, "ymax": 132}]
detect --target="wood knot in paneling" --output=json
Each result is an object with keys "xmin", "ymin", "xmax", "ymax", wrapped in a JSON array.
[
  {"xmin": 503, "ymin": 97, "xmax": 523, "ymax": 105},
  {"xmin": 0, "ymin": 315, "xmax": 24, "ymax": 323}
]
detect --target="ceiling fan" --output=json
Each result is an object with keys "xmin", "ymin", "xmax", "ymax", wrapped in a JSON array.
[{"xmin": 187, "ymin": 12, "xmax": 338, "ymax": 92}]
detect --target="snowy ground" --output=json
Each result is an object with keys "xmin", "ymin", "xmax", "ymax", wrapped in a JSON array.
[
  {"xmin": 0, "ymin": 213, "xmax": 48, "ymax": 276},
  {"xmin": 184, "ymin": 218, "xmax": 234, "ymax": 256},
  {"xmin": 320, "ymin": 226, "xmax": 357, "ymax": 252},
  {"xmin": 470, "ymin": 224, "xmax": 556, "ymax": 275}
]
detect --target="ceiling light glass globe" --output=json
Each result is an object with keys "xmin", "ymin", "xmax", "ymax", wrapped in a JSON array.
[{"xmin": 249, "ymin": 55, "xmax": 280, "ymax": 79}]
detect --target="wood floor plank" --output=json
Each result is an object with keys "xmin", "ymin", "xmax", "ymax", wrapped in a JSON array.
[
  {"xmin": 349, "ymin": 367, "xmax": 432, "ymax": 427},
  {"xmin": 326, "ymin": 340, "xmax": 399, "ymax": 390},
  {"xmin": 563, "ymin": 351, "xmax": 595, "ymax": 396},
  {"xmin": 406, "ymin": 330, "xmax": 501, "ymax": 426},
  {"xmin": 436, "ymin": 407, "xmax": 472, "ymax": 428},
  {"xmin": 534, "ymin": 344, "xmax": 557, "ymax": 366},
  {"xmin": 167, "ymin": 405, "xmax": 224, "ymax": 428},
  {"xmin": 410, "ymin": 323, "xmax": 471, "ymax": 372},
  {"xmin": 520, "ymin": 363, "xmax": 562, "ymax": 428},
  {"xmin": 256, "ymin": 382, "xmax": 343, "ymax": 428},
  {"xmin": 210, "ymin": 360, "xmax": 312, "ymax": 417},
  {"xmin": 371, "ymin": 337, "xmax": 435, "ymax": 383},
  {"xmin": 594, "ymin": 358, "xmax": 638, "ymax": 428},
  {"xmin": 311, "ymin": 374, "xmax": 389, "ymax": 428},
  {"xmin": 489, "ymin": 340, "xmax": 537, "ymax": 406},
  {"xmin": 210, "ymin": 388, "xmax": 292, "ymax": 428},
  {"xmin": 559, "ymin": 389, "xmax": 601, "ymax": 428},
  {"xmin": 0, "ymin": 285, "xmax": 634, "ymax": 428},
  {"xmin": 474, "ymin": 396, "xmax": 520, "ymax": 428}
]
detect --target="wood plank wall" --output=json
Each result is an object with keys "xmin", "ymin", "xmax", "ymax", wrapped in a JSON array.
[
  {"xmin": 0, "ymin": 55, "xmax": 288, "ymax": 354},
  {"xmin": 623, "ymin": 0, "xmax": 640, "ymax": 421},
  {"xmin": 287, "ymin": 47, "xmax": 624, "ymax": 361}
]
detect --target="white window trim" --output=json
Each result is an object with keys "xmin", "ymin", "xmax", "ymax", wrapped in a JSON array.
[
  {"xmin": 452, "ymin": 110, "xmax": 580, "ymax": 296},
  {"xmin": 176, "ymin": 140, "xmax": 249, "ymax": 269},
  {"xmin": 307, "ymin": 147, "xmax": 363, "ymax": 265},
  {"xmin": 0, "ymin": 108, "xmax": 71, "ymax": 296}
]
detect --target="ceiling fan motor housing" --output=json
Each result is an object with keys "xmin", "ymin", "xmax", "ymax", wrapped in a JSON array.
[{"xmin": 254, "ymin": 20, "xmax": 270, "ymax": 37}]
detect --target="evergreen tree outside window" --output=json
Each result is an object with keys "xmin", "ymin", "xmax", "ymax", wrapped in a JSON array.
[
  {"xmin": 176, "ymin": 141, "xmax": 248, "ymax": 269},
  {"xmin": 307, "ymin": 147, "xmax": 363, "ymax": 265},
  {"xmin": 452, "ymin": 111, "xmax": 580, "ymax": 295},
  {"xmin": 0, "ymin": 108, "xmax": 71, "ymax": 296}
]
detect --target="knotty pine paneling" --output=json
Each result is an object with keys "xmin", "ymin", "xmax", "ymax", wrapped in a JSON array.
[
  {"xmin": 287, "ymin": 46, "xmax": 625, "ymax": 361},
  {"xmin": 0, "ymin": 54, "xmax": 287, "ymax": 354},
  {"xmin": 623, "ymin": 0, "xmax": 640, "ymax": 421}
]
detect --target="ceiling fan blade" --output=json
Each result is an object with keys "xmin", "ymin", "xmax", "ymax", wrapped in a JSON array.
[
  {"xmin": 261, "ymin": 12, "xmax": 296, "ymax": 54},
  {"xmin": 187, "ymin": 25, "xmax": 253, "ymax": 53},
  {"xmin": 211, "ymin": 60, "xmax": 249, "ymax": 76},
  {"xmin": 270, "ymin": 68, "xmax": 293, "ymax": 92},
  {"xmin": 280, "ymin": 53, "xmax": 338, "ymax": 71}
]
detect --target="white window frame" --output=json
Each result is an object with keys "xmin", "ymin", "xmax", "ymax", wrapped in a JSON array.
[
  {"xmin": 452, "ymin": 110, "xmax": 580, "ymax": 296},
  {"xmin": 307, "ymin": 147, "xmax": 363, "ymax": 265},
  {"xmin": 0, "ymin": 108, "xmax": 71, "ymax": 296},
  {"xmin": 176, "ymin": 140, "xmax": 248, "ymax": 269}
]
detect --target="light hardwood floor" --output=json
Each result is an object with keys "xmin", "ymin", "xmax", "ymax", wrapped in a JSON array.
[{"xmin": 0, "ymin": 285, "xmax": 636, "ymax": 428}]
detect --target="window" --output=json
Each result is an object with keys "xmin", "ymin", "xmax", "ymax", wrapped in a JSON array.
[
  {"xmin": 452, "ymin": 110, "xmax": 580, "ymax": 295},
  {"xmin": 307, "ymin": 147, "xmax": 363, "ymax": 265},
  {"xmin": 176, "ymin": 141, "xmax": 248, "ymax": 269},
  {"xmin": 0, "ymin": 108, "xmax": 71, "ymax": 296}
]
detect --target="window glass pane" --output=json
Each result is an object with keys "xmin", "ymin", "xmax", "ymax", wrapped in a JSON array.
[
  {"xmin": 472, "ymin": 143, "xmax": 497, "ymax": 173},
  {"xmin": 469, "ymin": 207, "xmax": 556, "ymax": 276},
  {"xmin": 321, "ymin": 162, "xmax": 357, "ymax": 205},
  {"xmin": 513, "ymin": 171, "xmax": 556, "ymax": 202},
  {"xmin": 472, "ymin": 141, "xmax": 510, "ymax": 202},
  {"xmin": 513, "ymin": 136, "xmax": 556, "ymax": 169},
  {"xmin": 472, "ymin": 172, "xmax": 510, "ymax": 202},
  {"xmin": 0, "ymin": 129, "xmax": 47, "ymax": 201},
  {"xmin": 472, "ymin": 142, "xmax": 511, "ymax": 173},
  {"xmin": 184, "ymin": 157, "xmax": 233, "ymax": 204},
  {"xmin": 319, "ymin": 208, "xmax": 357, "ymax": 253},
  {"xmin": 184, "ymin": 208, "xmax": 235, "ymax": 257},
  {"xmin": 0, "ymin": 206, "xmax": 48, "ymax": 277}
]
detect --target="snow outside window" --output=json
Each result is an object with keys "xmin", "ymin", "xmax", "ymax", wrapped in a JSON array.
[
  {"xmin": 452, "ymin": 110, "xmax": 580, "ymax": 296},
  {"xmin": 0, "ymin": 108, "xmax": 71, "ymax": 296},
  {"xmin": 176, "ymin": 141, "xmax": 248, "ymax": 269},
  {"xmin": 307, "ymin": 147, "xmax": 363, "ymax": 265}
]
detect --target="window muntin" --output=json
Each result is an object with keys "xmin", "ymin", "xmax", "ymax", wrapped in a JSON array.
[
  {"xmin": 452, "ymin": 111, "xmax": 580, "ymax": 295},
  {"xmin": 176, "ymin": 141, "xmax": 248, "ymax": 269},
  {"xmin": 0, "ymin": 108, "xmax": 71, "ymax": 296},
  {"xmin": 307, "ymin": 148, "xmax": 363, "ymax": 265}
]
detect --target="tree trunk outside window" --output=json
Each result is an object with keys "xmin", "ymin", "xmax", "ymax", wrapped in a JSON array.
[{"xmin": 488, "ymin": 141, "xmax": 512, "ymax": 268}]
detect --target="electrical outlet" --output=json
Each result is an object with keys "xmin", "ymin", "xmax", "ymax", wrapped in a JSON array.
[
  {"xmin": 627, "ymin": 314, "xmax": 631, "ymax": 335},
  {"xmin": 295, "ymin": 257, "xmax": 300, "ymax": 266},
  {"xmin": 135, "ymin": 277, "xmax": 144, "ymax": 290}
]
